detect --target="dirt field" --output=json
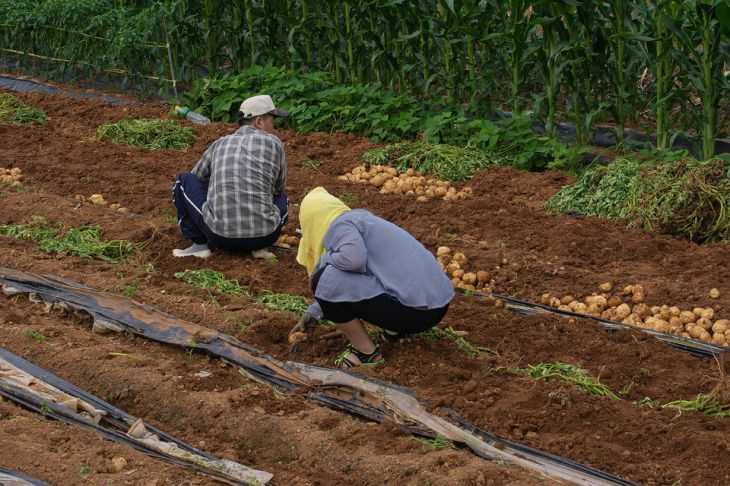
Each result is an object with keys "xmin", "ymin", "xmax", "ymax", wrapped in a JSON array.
[{"xmin": 2, "ymin": 89, "xmax": 730, "ymax": 485}]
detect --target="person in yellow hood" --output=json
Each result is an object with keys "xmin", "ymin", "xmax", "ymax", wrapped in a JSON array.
[{"xmin": 292, "ymin": 187, "xmax": 454, "ymax": 368}]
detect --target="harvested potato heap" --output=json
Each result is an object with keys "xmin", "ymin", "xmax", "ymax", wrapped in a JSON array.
[
  {"xmin": 436, "ymin": 246, "xmax": 492, "ymax": 292},
  {"xmin": 0, "ymin": 167, "xmax": 23, "ymax": 187},
  {"xmin": 541, "ymin": 283, "xmax": 729, "ymax": 346},
  {"xmin": 74, "ymin": 193, "xmax": 129, "ymax": 213},
  {"xmin": 275, "ymin": 234, "xmax": 299, "ymax": 248},
  {"xmin": 338, "ymin": 165, "xmax": 472, "ymax": 202}
]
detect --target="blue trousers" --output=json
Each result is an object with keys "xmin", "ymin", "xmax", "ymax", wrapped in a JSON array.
[{"xmin": 172, "ymin": 172, "xmax": 287, "ymax": 251}]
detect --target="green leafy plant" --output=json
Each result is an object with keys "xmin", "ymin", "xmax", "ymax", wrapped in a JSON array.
[
  {"xmin": 96, "ymin": 119, "xmax": 195, "ymax": 150},
  {"xmin": 301, "ymin": 159, "xmax": 322, "ymax": 170},
  {"xmin": 0, "ymin": 219, "xmax": 136, "ymax": 262},
  {"xmin": 414, "ymin": 435, "xmax": 455, "ymax": 451},
  {"xmin": 0, "ymin": 93, "xmax": 46, "ymax": 125},
  {"xmin": 24, "ymin": 330, "xmax": 46, "ymax": 342},
  {"xmin": 419, "ymin": 326, "xmax": 489, "ymax": 359},
  {"xmin": 256, "ymin": 291, "xmax": 309, "ymax": 314},
  {"xmin": 174, "ymin": 269, "xmax": 245, "ymax": 296},
  {"xmin": 518, "ymin": 362, "xmax": 619, "ymax": 400},
  {"xmin": 663, "ymin": 393, "xmax": 730, "ymax": 417}
]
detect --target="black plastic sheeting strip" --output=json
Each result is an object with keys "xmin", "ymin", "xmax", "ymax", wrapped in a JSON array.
[
  {"xmin": 0, "ymin": 467, "xmax": 49, "ymax": 486},
  {"xmin": 463, "ymin": 289, "xmax": 726, "ymax": 358},
  {"xmin": 0, "ymin": 347, "xmax": 271, "ymax": 485},
  {"xmin": 0, "ymin": 267, "xmax": 635, "ymax": 486},
  {"xmin": 0, "ymin": 75, "xmax": 133, "ymax": 105}
]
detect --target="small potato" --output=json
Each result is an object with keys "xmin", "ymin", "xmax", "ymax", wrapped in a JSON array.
[
  {"xmin": 573, "ymin": 302, "xmax": 588, "ymax": 314},
  {"xmin": 337, "ymin": 175, "xmax": 349, "ymax": 182},
  {"xmin": 601, "ymin": 309, "xmax": 615, "ymax": 320},
  {"xmin": 669, "ymin": 316, "xmax": 683, "ymax": 329},
  {"xmin": 437, "ymin": 246, "xmax": 452, "ymax": 257},
  {"xmin": 689, "ymin": 326, "xmax": 704, "ymax": 339},
  {"xmin": 607, "ymin": 296, "xmax": 623, "ymax": 307},
  {"xmin": 286, "ymin": 236, "xmax": 299, "ymax": 246},
  {"xmin": 561, "ymin": 295, "xmax": 575, "ymax": 305},
  {"xmin": 462, "ymin": 284, "xmax": 476, "ymax": 291},
  {"xmin": 450, "ymin": 277, "xmax": 461, "ymax": 287},
  {"xmin": 462, "ymin": 272, "xmax": 477, "ymax": 285},
  {"xmin": 599, "ymin": 282, "xmax": 613, "ymax": 292},
  {"xmin": 631, "ymin": 285, "xmax": 646, "ymax": 303},
  {"xmin": 370, "ymin": 175, "xmax": 387, "ymax": 187},
  {"xmin": 712, "ymin": 334, "xmax": 727, "ymax": 346},
  {"xmin": 585, "ymin": 295, "xmax": 607, "ymax": 309},
  {"xmin": 434, "ymin": 187, "xmax": 448, "ymax": 197},
  {"xmin": 558, "ymin": 305, "xmax": 572, "ymax": 312},
  {"xmin": 633, "ymin": 303, "xmax": 651, "ymax": 319},
  {"xmin": 699, "ymin": 330, "xmax": 712, "ymax": 342},
  {"xmin": 701, "ymin": 308, "xmax": 715, "ymax": 320},
  {"xmin": 653, "ymin": 319, "xmax": 670, "ymax": 333},
  {"xmin": 710, "ymin": 288, "xmax": 721, "ymax": 299},
  {"xmin": 452, "ymin": 269, "xmax": 465, "ymax": 279},
  {"xmin": 669, "ymin": 306, "xmax": 681, "ymax": 317},
  {"xmin": 549, "ymin": 297, "xmax": 562, "ymax": 308},
  {"xmin": 476, "ymin": 271, "xmax": 490, "ymax": 284},
  {"xmin": 587, "ymin": 303, "xmax": 602, "ymax": 316},
  {"xmin": 713, "ymin": 319, "xmax": 730, "ymax": 334},
  {"xmin": 446, "ymin": 262, "xmax": 461, "ymax": 274},
  {"xmin": 696, "ymin": 317, "xmax": 713, "ymax": 331},
  {"xmin": 623, "ymin": 285, "xmax": 634, "ymax": 296},
  {"xmin": 679, "ymin": 311, "xmax": 697, "ymax": 324},
  {"xmin": 88, "ymin": 194, "xmax": 107, "ymax": 205},
  {"xmin": 416, "ymin": 196, "xmax": 429, "ymax": 202},
  {"xmin": 568, "ymin": 300, "xmax": 581, "ymax": 311},
  {"xmin": 615, "ymin": 303, "xmax": 632, "ymax": 320},
  {"xmin": 650, "ymin": 306, "xmax": 661, "ymax": 315},
  {"xmin": 540, "ymin": 293, "xmax": 552, "ymax": 305},
  {"xmin": 693, "ymin": 307, "xmax": 705, "ymax": 317},
  {"xmin": 452, "ymin": 252, "xmax": 468, "ymax": 265}
]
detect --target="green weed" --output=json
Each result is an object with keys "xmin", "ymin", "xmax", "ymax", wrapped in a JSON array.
[
  {"xmin": 78, "ymin": 465, "xmax": 91, "ymax": 478},
  {"xmin": 338, "ymin": 192, "xmax": 359, "ymax": 207},
  {"xmin": 301, "ymin": 159, "xmax": 322, "ymax": 170},
  {"xmin": 174, "ymin": 269, "xmax": 245, "ymax": 296},
  {"xmin": 419, "ymin": 326, "xmax": 492, "ymax": 359},
  {"xmin": 663, "ymin": 394, "xmax": 730, "ymax": 417},
  {"xmin": 0, "ymin": 219, "xmax": 136, "ymax": 262},
  {"xmin": 96, "ymin": 118, "xmax": 195, "ymax": 150},
  {"xmin": 256, "ymin": 291, "xmax": 309, "ymax": 314},
  {"xmin": 0, "ymin": 93, "xmax": 46, "ymax": 125},
  {"xmin": 24, "ymin": 330, "xmax": 46, "ymax": 342},
  {"xmin": 519, "ymin": 362, "xmax": 619, "ymax": 400},
  {"xmin": 414, "ymin": 435, "xmax": 455, "ymax": 452}
]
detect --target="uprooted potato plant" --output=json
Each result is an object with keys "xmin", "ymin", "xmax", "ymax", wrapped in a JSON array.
[{"xmin": 547, "ymin": 156, "xmax": 730, "ymax": 243}]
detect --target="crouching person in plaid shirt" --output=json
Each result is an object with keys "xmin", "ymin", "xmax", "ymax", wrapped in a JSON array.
[{"xmin": 172, "ymin": 95, "xmax": 289, "ymax": 259}]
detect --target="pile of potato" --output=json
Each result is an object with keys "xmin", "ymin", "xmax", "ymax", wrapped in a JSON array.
[
  {"xmin": 436, "ymin": 246, "xmax": 493, "ymax": 292},
  {"xmin": 275, "ymin": 234, "xmax": 299, "ymax": 248},
  {"xmin": 74, "ymin": 194, "xmax": 129, "ymax": 213},
  {"xmin": 338, "ymin": 165, "xmax": 472, "ymax": 202},
  {"xmin": 542, "ymin": 283, "xmax": 729, "ymax": 346},
  {"xmin": 0, "ymin": 167, "xmax": 23, "ymax": 187}
]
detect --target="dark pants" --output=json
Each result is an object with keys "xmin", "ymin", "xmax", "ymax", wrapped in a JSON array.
[
  {"xmin": 172, "ymin": 172, "xmax": 287, "ymax": 251},
  {"xmin": 316, "ymin": 293, "xmax": 449, "ymax": 335}
]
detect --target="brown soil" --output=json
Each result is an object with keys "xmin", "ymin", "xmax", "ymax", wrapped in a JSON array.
[{"xmin": 2, "ymin": 89, "xmax": 730, "ymax": 485}]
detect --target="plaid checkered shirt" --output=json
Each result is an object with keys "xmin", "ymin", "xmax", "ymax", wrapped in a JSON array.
[{"xmin": 191, "ymin": 126, "xmax": 286, "ymax": 238}]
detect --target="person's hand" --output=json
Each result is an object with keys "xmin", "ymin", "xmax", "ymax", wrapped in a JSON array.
[{"xmin": 289, "ymin": 311, "xmax": 318, "ymax": 335}]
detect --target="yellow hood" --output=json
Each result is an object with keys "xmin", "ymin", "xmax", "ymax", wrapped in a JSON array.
[{"xmin": 296, "ymin": 187, "xmax": 350, "ymax": 275}]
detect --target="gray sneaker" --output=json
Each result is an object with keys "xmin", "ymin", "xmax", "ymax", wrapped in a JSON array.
[{"xmin": 172, "ymin": 243, "xmax": 211, "ymax": 259}]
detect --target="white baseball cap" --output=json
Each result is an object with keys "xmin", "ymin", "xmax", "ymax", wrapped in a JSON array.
[{"xmin": 239, "ymin": 95, "xmax": 289, "ymax": 119}]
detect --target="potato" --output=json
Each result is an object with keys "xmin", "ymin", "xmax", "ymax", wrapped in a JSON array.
[
  {"xmin": 370, "ymin": 175, "xmax": 387, "ymax": 187},
  {"xmin": 561, "ymin": 295, "xmax": 575, "ymax": 305},
  {"xmin": 452, "ymin": 269, "xmax": 465, "ymax": 279},
  {"xmin": 385, "ymin": 167, "xmax": 398, "ymax": 176},
  {"xmin": 650, "ymin": 306, "xmax": 661, "ymax": 315},
  {"xmin": 713, "ymin": 319, "xmax": 730, "ymax": 334},
  {"xmin": 425, "ymin": 189, "xmax": 435, "ymax": 198},
  {"xmin": 693, "ymin": 307, "xmax": 705, "ymax": 317},
  {"xmin": 88, "ymin": 194, "xmax": 107, "ymax": 205},
  {"xmin": 652, "ymin": 319, "xmax": 670, "ymax": 332},
  {"xmin": 109, "ymin": 203, "xmax": 121, "ymax": 210},
  {"xmin": 446, "ymin": 262, "xmax": 461, "ymax": 274},
  {"xmin": 568, "ymin": 300, "xmax": 580, "ymax": 311},
  {"xmin": 599, "ymin": 282, "xmax": 613, "ymax": 292},
  {"xmin": 633, "ymin": 303, "xmax": 651, "ymax": 319},
  {"xmin": 406, "ymin": 190, "xmax": 415, "ymax": 195},
  {"xmin": 669, "ymin": 306, "xmax": 681, "ymax": 317},
  {"xmin": 696, "ymin": 317, "xmax": 713, "ymax": 331},
  {"xmin": 437, "ymin": 246, "xmax": 452, "ymax": 257},
  {"xmin": 558, "ymin": 305, "xmax": 572, "ymax": 312},
  {"xmin": 476, "ymin": 271, "xmax": 490, "ymax": 284},
  {"xmin": 658, "ymin": 308, "xmax": 671, "ymax": 321},
  {"xmin": 607, "ymin": 296, "xmax": 623, "ymax": 307},
  {"xmin": 699, "ymin": 330, "xmax": 712, "ymax": 342},
  {"xmin": 679, "ymin": 311, "xmax": 697, "ymax": 324},
  {"xmin": 615, "ymin": 303, "xmax": 631, "ymax": 320},
  {"xmin": 452, "ymin": 252, "xmax": 468, "ymax": 265},
  {"xmin": 710, "ymin": 288, "xmax": 721, "ymax": 299},
  {"xmin": 416, "ymin": 196, "xmax": 429, "ymax": 202},
  {"xmin": 573, "ymin": 302, "xmax": 588, "ymax": 314},
  {"xmin": 587, "ymin": 303, "xmax": 603, "ymax": 316},
  {"xmin": 681, "ymin": 332, "xmax": 691, "ymax": 338},
  {"xmin": 601, "ymin": 309, "xmax": 615, "ymax": 320},
  {"xmin": 462, "ymin": 272, "xmax": 477, "ymax": 285},
  {"xmin": 631, "ymin": 285, "xmax": 646, "ymax": 303},
  {"xmin": 669, "ymin": 316, "xmax": 683, "ymax": 329},
  {"xmin": 434, "ymin": 187, "xmax": 448, "ymax": 198},
  {"xmin": 689, "ymin": 326, "xmax": 704, "ymax": 339},
  {"xmin": 286, "ymin": 236, "xmax": 299, "ymax": 246},
  {"xmin": 337, "ymin": 175, "xmax": 349, "ymax": 182},
  {"xmin": 712, "ymin": 334, "xmax": 727, "ymax": 346},
  {"xmin": 540, "ymin": 293, "xmax": 552, "ymax": 305},
  {"xmin": 549, "ymin": 297, "xmax": 562, "ymax": 308},
  {"xmin": 623, "ymin": 285, "xmax": 634, "ymax": 296},
  {"xmin": 701, "ymin": 308, "xmax": 715, "ymax": 320},
  {"xmin": 585, "ymin": 295, "xmax": 607, "ymax": 309}
]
